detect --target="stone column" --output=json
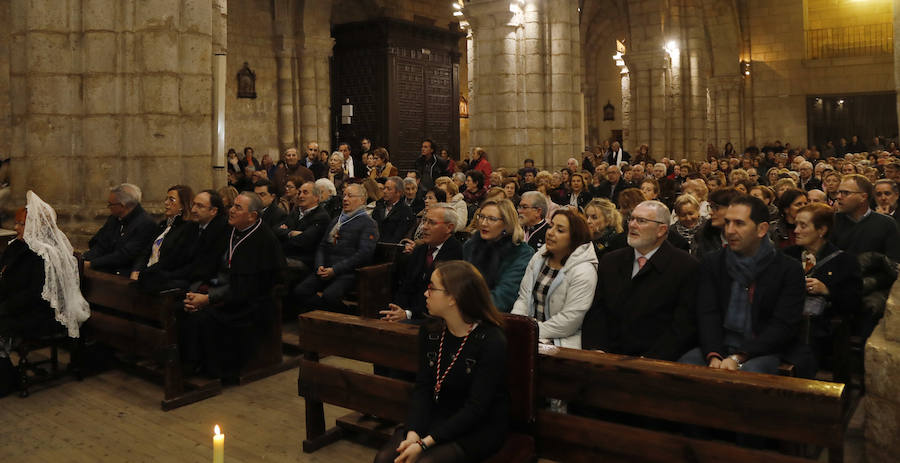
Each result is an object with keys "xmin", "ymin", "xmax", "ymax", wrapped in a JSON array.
[
  {"xmin": 273, "ymin": 0, "xmax": 297, "ymax": 151},
  {"xmin": 866, "ymin": 277, "xmax": 900, "ymax": 462},
  {"xmin": 623, "ymin": 51, "xmax": 668, "ymax": 157},
  {"xmin": 297, "ymin": 0, "xmax": 332, "ymax": 150},
  {"xmin": 464, "ymin": 0, "xmax": 582, "ymax": 170},
  {"xmin": 9, "ymin": 0, "xmax": 217, "ymax": 242}
]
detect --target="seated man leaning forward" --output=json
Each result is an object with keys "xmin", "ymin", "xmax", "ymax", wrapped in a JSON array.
[
  {"xmin": 83, "ymin": 183, "xmax": 158, "ymax": 275},
  {"xmin": 679, "ymin": 195, "xmax": 805, "ymax": 375},
  {"xmin": 293, "ymin": 183, "xmax": 378, "ymax": 313},
  {"xmin": 180, "ymin": 192, "xmax": 286, "ymax": 380},
  {"xmin": 380, "ymin": 203, "xmax": 463, "ymax": 323}
]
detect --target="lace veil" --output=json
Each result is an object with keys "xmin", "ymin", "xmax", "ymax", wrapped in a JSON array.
[{"xmin": 23, "ymin": 191, "xmax": 90, "ymax": 337}]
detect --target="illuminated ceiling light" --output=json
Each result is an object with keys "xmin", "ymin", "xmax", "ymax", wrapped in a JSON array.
[
  {"xmin": 459, "ymin": 20, "xmax": 469, "ymax": 28},
  {"xmin": 664, "ymin": 40, "xmax": 679, "ymax": 57},
  {"xmin": 615, "ymin": 59, "xmax": 625, "ymax": 66},
  {"xmin": 453, "ymin": 10, "xmax": 463, "ymax": 16},
  {"xmin": 613, "ymin": 52, "xmax": 622, "ymax": 60},
  {"xmin": 838, "ymin": 99, "xmax": 845, "ymax": 105},
  {"xmin": 452, "ymin": 2, "xmax": 462, "ymax": 9}
]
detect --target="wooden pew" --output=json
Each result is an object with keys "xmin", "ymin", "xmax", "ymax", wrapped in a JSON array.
[
  {"xmin": 296, "ymin": 311, "xmax": 850, "ymax": 463},
  {"xmin": 297, "ymin": 311, "xmax": 538, "ymax": 462},
  {"xmin": 82, "ymin": 269, "xmax": 297, "ymax": 409},
  {"xmin": 536, "ymin": 345, "xmax": 849, "ymax": 463},
  {"xmin": 81, "ymin": 269, "xmax": 222, "ymax": 410}
]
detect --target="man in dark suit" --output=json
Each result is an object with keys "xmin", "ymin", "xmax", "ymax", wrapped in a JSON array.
[
  {"xmin": 304, "ymin": 141, "xmax": 327, "ymax": 179},
  {"xmin": 253, "ymin": 180, "xmax": 287, "ymax": 230},
  {"xmin": 582, "ymin": 201, "xmax": 699, "ymax": 360},
  {"xmin": 679, "ymin": 196, "xmax": 805, "ymax": 375},
  {"xmin": 277, "ymin": 181, "xmax": 331, "ymax": 278},
  {"xmin": 84, "ymin": 183, "xmax": 158, "ymax": 275},
  {"xmin": 380, "ymin": 203, "xmax": 463, "ymax": 322},
  {"xmin": 138, "ymin": 189, "xmax": 228, "ymax": 291},
  {"xmin": 372, "ymin": 176, "xmax": 416, "ymax": 244},
  {"xmin": 605, "ymin": 141, "xmax": 631, "ymax": 166},
  {"xmin": 339, "ymin": 142, "xmax": 366, "ymax": 179},
  {"xmin": 593, "ymin": 164, "xmax": 628, "ymax": 205}
]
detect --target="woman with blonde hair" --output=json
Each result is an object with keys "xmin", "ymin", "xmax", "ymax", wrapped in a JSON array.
[
  {"xmin": 435, "ymin": 176, "xmax": 468, "ymax": 231},
  {"xmin": 583, "ymin": 197, "xmax": 622, "ymax": 254},
  {"xmin": 462, "ymin": 199, "xmax": 534, "ymax": 312}
]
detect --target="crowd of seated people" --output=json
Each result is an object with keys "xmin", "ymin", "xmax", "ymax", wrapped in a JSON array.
[{"xmin": 9, "ymin": 135, "xmax": 900, "ymax": 392}]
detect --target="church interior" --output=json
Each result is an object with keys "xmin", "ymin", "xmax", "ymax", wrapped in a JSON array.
[{"xmin": 2, "ymin": 0, "xmax": 900, "ymax": 461}]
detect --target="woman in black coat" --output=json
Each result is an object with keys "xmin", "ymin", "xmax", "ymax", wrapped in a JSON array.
[
  {"xmin": 374, "ymin": 261, "xmax": 508, "ymax": 463},
  {"xmin": 132, "ymin": 185, "xmax": 197, "ymax": 292},
  {"xmin": 0, "ymin": 208, "xmax": 55, "ymax": 340},
  {"xmin": 785, "ymin": 203, "xmax": 861, "ymax": 375}
]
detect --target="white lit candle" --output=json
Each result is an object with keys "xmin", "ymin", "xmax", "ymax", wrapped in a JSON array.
[{"xmin": 213, "ymin": 425, "xmax": 224, "ymax": 463}]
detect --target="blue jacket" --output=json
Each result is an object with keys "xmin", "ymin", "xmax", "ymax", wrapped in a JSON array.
[
  {"xmin": 463, "ymin": 235, "xmax": 534, "ymax": 312},
  {"xmin": 315, "ymin": 208, "xmax": 379, "ymax": 276}
]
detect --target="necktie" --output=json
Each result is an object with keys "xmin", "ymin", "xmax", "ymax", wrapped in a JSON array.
[
  {"xmin": 426, "ymin": 246, "xmax": 437, "ymax": 267},
  {"xmin": 637, "ymin": 256, "xmax": 648, "ymax": 270}
]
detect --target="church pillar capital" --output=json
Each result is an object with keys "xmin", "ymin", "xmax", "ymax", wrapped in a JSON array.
[
  {"xmin": 462, "ymin": 0, "xmax": 517, "ymax": 32},
  {"xmin": 623, "ymin": 51, "xmax": 668, "ymax": 72}
]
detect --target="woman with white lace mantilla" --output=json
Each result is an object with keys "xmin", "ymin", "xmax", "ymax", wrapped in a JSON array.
[
  {"xmin": 0, "ymin": 192, "xmax": 90, "ymax": 396},
  {"xmin": 374, "ymin": 260, "xmax": 507, "ymax": 463}
]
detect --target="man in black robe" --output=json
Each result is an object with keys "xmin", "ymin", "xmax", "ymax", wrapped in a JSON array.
[
  {"xmin": 180, "ymin": 192, "xmax": 286, "ymax": 380},
  {"xmin": 83, "ymin": 183, "xmax": 157, "ymax": 275}
]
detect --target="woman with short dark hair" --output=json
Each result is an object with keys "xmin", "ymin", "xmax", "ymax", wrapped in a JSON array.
[
  {"xmin": 785, "ymin": 203, "xmax": 861, "ymax": 378},
  {"xmin": 770, "ymin": 188, "xmax": 808, "ymax": 249},
  {"xmin": 374, "ymin": 260, "xmax": 508, "ymax": 463}
]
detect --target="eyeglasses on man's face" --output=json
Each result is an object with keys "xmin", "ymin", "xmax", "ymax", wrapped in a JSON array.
[{"xmin": 629, "ymin": 216, "xmax": 665, "ymax": 226}]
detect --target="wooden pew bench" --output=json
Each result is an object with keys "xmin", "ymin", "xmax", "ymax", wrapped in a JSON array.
[
  {"xmin": 81, "ymin": 269, "xmax": 297, "ymax": 410},
  {"xmin": 536, "ymin": 345, "xmax": 850, "ymax": 463},
  {"xmin": 297, "ymin": 310, "xmax": 538, "ymax": 462},
  {"xmin": 296, "ymin": 311, "xmax": 850, "ymax": 463}
]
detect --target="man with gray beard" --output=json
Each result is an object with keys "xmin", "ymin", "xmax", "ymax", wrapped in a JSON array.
[{"xmin": 582, "ymin": 201, "xmax": 699, "ymax": 360}]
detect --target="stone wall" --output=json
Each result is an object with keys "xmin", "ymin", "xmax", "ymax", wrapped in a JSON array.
[
  {"xmin": 7, "ymin": 0, "xmax": 217, "ymax": 246},
  {"xmin": 0, "ymin": 1, "xmax": 10, "ymax": 160},
  {"xmin": 225, "ymin": 0, "xmax": 280, "ymax": 159},
  {"xmin": 745, "ymin": 0, "xmax": 894, "ymax": 148},
  {"xmin": 865, "ymin": 277, "xmax": 900, "ymax": 462}
]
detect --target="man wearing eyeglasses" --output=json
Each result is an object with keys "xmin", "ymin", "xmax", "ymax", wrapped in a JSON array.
[
  {"xmin": 518, "ymin": 191, "xmax": 548, "ymax": 250},
  {"xmin": 293, "ymin": 183, "xmax": 378, "ymax": 314},
  {"xmin": 380, "ymin": 204, "xmax": 463, "ymax": 323},
  {"xmin": 831, "ymin": 174, "xmax": 900, "ymax": 262},
  {"xmin": 84, "ymin": 183, "xmax": 157, "ymax": 275},
  {"xmin": 582, "ymin": 201, "xmax": 699, "ymax": 360}
]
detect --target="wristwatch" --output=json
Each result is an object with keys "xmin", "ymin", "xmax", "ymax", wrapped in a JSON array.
[{"xmin": 729, "ymin": 354, "xmax": 744, "ymax": 369}]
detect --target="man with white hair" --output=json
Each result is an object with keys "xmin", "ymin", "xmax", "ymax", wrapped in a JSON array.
[
  {"xmin": 380, "ymin": 203, "xmax": 463, "ymax": 322},
  {"xmin": 798, "ymin": 161, "xmax": 822, "ymax": 191},
  {"xmin": 566, "ymin": 158, "xmax": 579, "ymax": 173},
  {"xmin": 84, "ymin": 183, "xmax": 157, "ymax": 275},
  {"xmin": 294, "ymin": 183, "xmax": 378, "ymax": 314},
  {"xmin": 582, "ymin": 200, "xmax": 700, "ymax": 360}
]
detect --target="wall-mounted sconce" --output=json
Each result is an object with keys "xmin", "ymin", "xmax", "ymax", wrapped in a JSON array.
[{"xmin": 740, "ymin": 60, "xmax": 751, "ymax": 77}]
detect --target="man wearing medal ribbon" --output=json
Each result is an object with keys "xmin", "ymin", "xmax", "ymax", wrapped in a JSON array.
[
  {"xmin": 180, "ymin": 192, "xmax": 286, "ymax": 380},
  {"xmin": 293, "ymin": 183, "xmax": 378, "ymax": 314}
]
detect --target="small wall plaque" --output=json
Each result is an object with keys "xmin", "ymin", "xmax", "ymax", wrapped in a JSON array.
[{"xmin": 237, "ymin": 62, "xmax": 256, "ymax": 99}]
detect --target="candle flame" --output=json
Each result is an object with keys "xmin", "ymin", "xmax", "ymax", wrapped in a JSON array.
[{"xmin": 214, "ymin": 425, "xmax": 221, "ymax": 436}]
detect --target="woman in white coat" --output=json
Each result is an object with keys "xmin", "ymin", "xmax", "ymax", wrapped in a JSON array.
[{"xmin": 512, "ymin": 208, "xmax": 598, "ymax": 348}]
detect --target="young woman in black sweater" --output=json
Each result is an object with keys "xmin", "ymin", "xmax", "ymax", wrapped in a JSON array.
[{"xmin": 374, "ymin": 260, "xmax": 507, "ymax": 463}]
